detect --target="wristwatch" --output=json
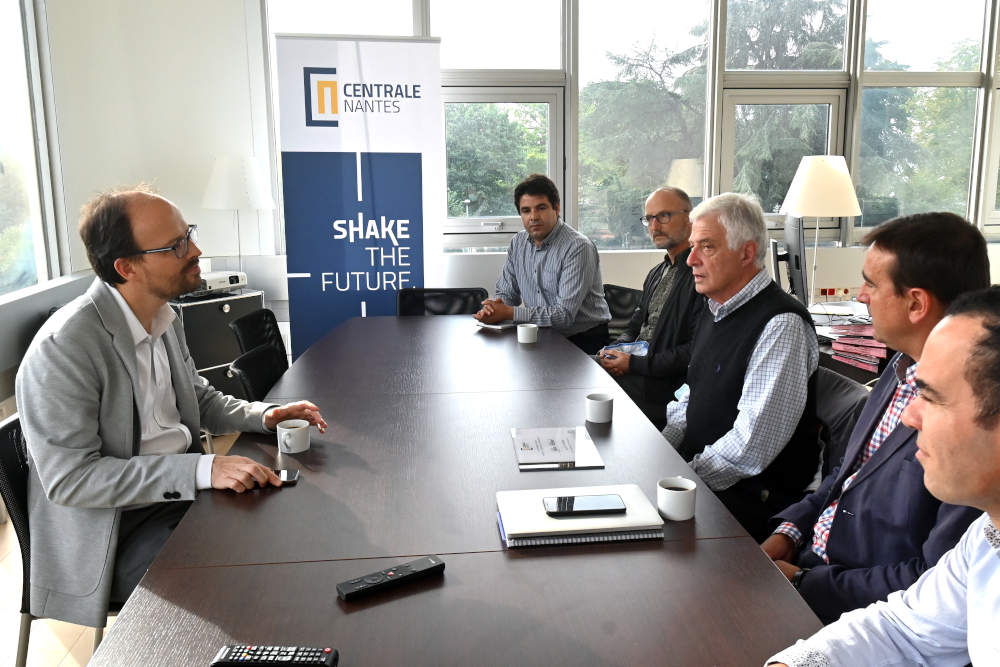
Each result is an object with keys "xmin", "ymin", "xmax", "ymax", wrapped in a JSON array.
[{"xmin": 791, "ymin": 567, "xmax": 810, "ymax": 589}]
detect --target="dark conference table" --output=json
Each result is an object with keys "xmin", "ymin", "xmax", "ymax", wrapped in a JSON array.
[{"xmin": 92, "ymin": 316, "xmax": 821, "ymax": 665}]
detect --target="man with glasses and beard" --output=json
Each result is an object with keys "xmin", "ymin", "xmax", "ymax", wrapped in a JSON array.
[
  {"xmin": 597, "ymin": 187, "xmax": 702, "ymax": 430},
  {"xmin": 15, "ymin": 186, "xmax": 327, "ymax": 628}
]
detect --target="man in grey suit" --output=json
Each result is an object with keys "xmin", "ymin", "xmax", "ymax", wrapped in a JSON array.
[{"xmin": 15, "ymin": 186, "xmax": 328, "ymax": 628}]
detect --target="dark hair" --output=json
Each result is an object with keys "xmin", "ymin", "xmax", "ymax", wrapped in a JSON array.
[
  {"xmin": 946, "ymin": 286, "xmax": 1000, "ymax": 429},
  {"xmin": 863, "ymin": 212, "xmax": 989, "ymax": 307},
  {"xmin": 513, "ymin": 174, "xmax": 560, "ymax": 212},
  {"xmin": 78, "ymin": 185, "xmax": 154, "ymax": 284}
]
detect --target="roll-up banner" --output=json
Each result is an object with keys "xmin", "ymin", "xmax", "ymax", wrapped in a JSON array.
[{"xmin": 275, "ymin": 36, "xmax": 443, "ymax": 357}]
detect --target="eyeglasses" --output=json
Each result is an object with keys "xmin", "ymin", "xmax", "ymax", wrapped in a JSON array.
[
  {"xmin": 640, "ymin": 210, "xmax": 689, "ymax": 227},
  {"xmin": 136, "ymin": 225, "xmax": 198, "ymax": 259}
]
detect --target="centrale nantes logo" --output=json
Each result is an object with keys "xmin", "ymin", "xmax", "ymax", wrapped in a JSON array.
[
  {"xmin": 304, "ymin": 66, "xmax": 339, "ymax": 127},
  {"xmin": 304, "ymin": 65, "xmax": 424, "ymax": 126}
]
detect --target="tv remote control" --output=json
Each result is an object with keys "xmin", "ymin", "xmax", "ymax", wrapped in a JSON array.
[
  {"xmin": 336, "ymin": 555, "xmax": 445, "ymax": 601},
  {"xmin": 210, "ymin": 644, "xmax": 338, "ymax": 666}
]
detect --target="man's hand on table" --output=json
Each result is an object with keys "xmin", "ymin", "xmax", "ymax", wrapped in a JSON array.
[
  {"xmin": 598, "ymin": 349, "xmax": 630, "ymax": 376},
  {"xmin": 264, "ymin": 400, "xmax": 328, "ymax": 432},
  {"xmin": 212, "ymin": 455, "xmax": 281, "ymax": 492},
  {"xmin": 474, "ymin": 298, "xmax": 514, "ymax": 324}
]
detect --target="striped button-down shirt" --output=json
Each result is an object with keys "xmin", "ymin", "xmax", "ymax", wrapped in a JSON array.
[
  {"xmin": 495, "ymin": 221, "xmax": 611, "ymax": 336},
  {"xmin": 662, "ymin": 269, "xmax": 818, "ymax": 490}
]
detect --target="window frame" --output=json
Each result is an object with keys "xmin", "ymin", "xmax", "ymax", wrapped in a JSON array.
[
  {"xmin": 440, "ymin": 85, "xmax": 565, "ymax": 246},
  {"xmin": 0, "ymin": 0, "xmax": 63, "ymax": 305},
  {"xmin": 261, "ymin": 0, "xmax": 1000, "ymax": 249},
  {"xmin": 718, "ymin": 88, "xmax": 847, "ymax": 237}
]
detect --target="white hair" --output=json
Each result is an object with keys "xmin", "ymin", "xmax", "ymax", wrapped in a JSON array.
[{"xmin": 690, "ymin": 192, "xmax": 767, "ymax": 268}]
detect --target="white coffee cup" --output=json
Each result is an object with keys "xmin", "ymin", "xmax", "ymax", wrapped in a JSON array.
[
  {"xmin": 277, "ymin": 419, "xmax": 310, "ymax": 454},
  {"xmin": 517, "ymin": 323, "xmax": 539, "ymax": 343},
  {"xmin": 585, "ymin": 392, "xmax": 613, "ymax": 423},
  {"xmin": 657, "ymin": 476, "xmax": 697, "ymax": 521}
]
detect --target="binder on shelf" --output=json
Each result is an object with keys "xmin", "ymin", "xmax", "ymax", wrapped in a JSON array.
[
  {"xmin": 832, "ymin": 354, "xmax": 879, "ymax": 373},
  {"xmin": 496, "ymin": 484, "xmax": 664, "ymax": 548},
  {"xmin": 835, "ymin": 336, "xmax": 887, "ymax": 349},
  {"xmin": 832, "ymin": 341, "xmax": 888, "ymax": 359}
]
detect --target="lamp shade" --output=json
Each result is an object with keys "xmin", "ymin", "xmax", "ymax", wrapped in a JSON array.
[
  {"xmin": 779, "ymin": 155, "xmax": 861, "ymax": 218},
  {"xmin": 202, "ymin": 155, "xmax": 275, "ymax": 210},
  {"xmin": 666, "ymin": 158, "xmax": 704, "ymax": 198}
]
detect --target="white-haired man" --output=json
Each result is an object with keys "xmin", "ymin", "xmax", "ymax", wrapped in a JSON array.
[{"xmin": 662, "ymin": 193, "xmax": 819, "ymax": 540}]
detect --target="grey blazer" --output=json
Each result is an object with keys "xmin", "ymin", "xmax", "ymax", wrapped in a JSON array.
[{"xmin": 14, "ymin": 278, "xmax": 272, "ymax": 627}]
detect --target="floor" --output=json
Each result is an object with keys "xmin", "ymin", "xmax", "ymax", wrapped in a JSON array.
[{"xmin": 0, "ymin": 433, "xmax": 238, "ymax": 666}]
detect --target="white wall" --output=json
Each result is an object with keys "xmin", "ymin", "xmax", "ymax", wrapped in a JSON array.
[{"xmin": 45, "ymin": 0, "xmax": 273, "ymax": 269}]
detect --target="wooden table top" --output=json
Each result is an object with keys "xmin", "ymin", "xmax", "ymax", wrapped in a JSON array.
[
  {"xmin": 95, "ymin": 540, "xmax": 819, "ymax": 666},
  {"xmin": 94, "ymin": 315, "xmax": 821, "ymax": 665}
]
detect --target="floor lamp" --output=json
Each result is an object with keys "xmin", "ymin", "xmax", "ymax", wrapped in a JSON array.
[
  {"xmin": 779, "ymin": 155, "xmax": 861, "ymax": 307},
  {"xmin": 202, "ymin": 155, "xmax": 275, "ymax": 273}
]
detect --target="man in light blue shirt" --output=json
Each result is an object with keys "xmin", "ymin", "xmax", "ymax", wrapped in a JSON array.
[
  {"xmin": 768, "ymin": 286, "xmax": 1000, "ymax": 666},
  {"xmin": 474, "ymin": 174, "xmax": 611, "ymax": 354}
]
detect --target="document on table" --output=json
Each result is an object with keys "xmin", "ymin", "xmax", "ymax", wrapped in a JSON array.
[{"xmin": 511, "ymin": 426, "xmax": 604, "ymax": 470}]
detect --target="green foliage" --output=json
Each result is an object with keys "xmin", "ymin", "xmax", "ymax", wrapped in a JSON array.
[
  {"xmin": 578, "ymin": 42, "xmax": 707, "ymax": 248},
  {"xmin": 445, "ymin": 102, "xmax": 547, "ymax": 217},
  {"xmin": 858, "ymin": 40, "xmax": 979, "ymax": 225},
  {"xmin": 0, "ymin": 158, "xmax": 38, "ymax": 295},
  {"xmin": 725, "ymin": 0, "xmax": 846, "ymax": 70},
  {"xmin": 445, "ymin": 0, "xmax": 980, "ymax": 244},
  {"xmin": 0, "ymin": 223, "xmax": 37, "ymax": 295}
]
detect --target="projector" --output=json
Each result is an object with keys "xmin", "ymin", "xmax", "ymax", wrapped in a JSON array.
[{"xmin": 186, "ymin": 270, "xmax": 248, "ymax": 297}]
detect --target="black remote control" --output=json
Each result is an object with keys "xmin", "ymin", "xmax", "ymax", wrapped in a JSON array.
[
  {"xmin": 210, "ymin": 644, "xmax": 338, "ymax": 666},
  {"xmin": 336, "ymin": 555, "xmax": 445, "ymax": 601}
]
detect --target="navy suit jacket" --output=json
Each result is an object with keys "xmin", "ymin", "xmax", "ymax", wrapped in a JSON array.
[{"xmin": 772, "ymin": 354, "xmax": 981, "ymax": 624}]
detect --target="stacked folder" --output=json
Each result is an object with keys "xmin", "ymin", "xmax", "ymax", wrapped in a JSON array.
[{"xmin": 829, "ymin": 326, "xmax": 888, "ymax": 373}]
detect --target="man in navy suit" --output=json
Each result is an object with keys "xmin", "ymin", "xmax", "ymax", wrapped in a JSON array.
[{"xmin": 761, "ymin": 212, "xmax": 989, "ymax": 624}]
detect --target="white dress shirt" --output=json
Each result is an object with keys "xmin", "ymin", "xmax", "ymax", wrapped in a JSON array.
[
  {"xmin": 768, "ymin": 512, "xmax": 1000, "ymax": 666},
  {"xmin": 107, "ymin": 284, "xmax": 215, "ymax": 489},
  {"xmin": 661, "ymin": 269, "xmax": 818, "ymax": 490}
]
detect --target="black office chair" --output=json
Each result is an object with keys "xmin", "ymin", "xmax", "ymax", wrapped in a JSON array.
[
  {"xmin": 0, "ymin": 413, "xmax": 117, "ymax": 666},
  {"xmin": 229, "ymin": 344, "xmax": 288, "ymax": 402},
  {"xmin": 603, "ymin": 284, "xmax": 642, "ymax": 341},
  {"xmin": 397, "ymin": 287, "xmax": 488, "ymax": 316},
  {"xmin": 815, "ymin": 367, "xmax": 871, "ymax": 478},
  {"xmin": 228, "ymin": 308, "xmax": 288, "ymax": 361}
]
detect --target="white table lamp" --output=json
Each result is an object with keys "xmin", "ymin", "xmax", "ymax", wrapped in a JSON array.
[
  {"xmin": 666, "ymin": 158, "xmax": 704, "ymax": 198},
  {"xmin": 779, "ymin": 155, "xmax": 861, "ymax": 306},
  {"xmin": 202, "ymin": 155, "xmax": 275, "ymax": 271}
]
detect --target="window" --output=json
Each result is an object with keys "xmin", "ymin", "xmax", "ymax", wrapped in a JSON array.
[
  {"xmin": 441, "ymin": 88, "xmax": 562, "ymax": 250},
  {"xmin": 264, "ymin": 1, "xmax": 1000, "ymax": 244},
  {"xmin": 431, "ymin": 0, "xmax": 561, "ymax": 70},
  {"xmin": 725, "ymin": 0, "xmax": 848, "ymax": 71},
  {"xmin": 577, "ymin": 0, "xmax": 711, "ymax": 250},
  {"xmin": 857, "ymin": 87, "xmax": 978, "ymax": 227},
  {"xmin": 856, "ymin": 0, "xmax": 987, "ymax": 232},
  {"xmin": 719, "ymin": 90, "xmax": 845, "ymax": 221},
  {"xmin": 864, "ymin": 0, "xmax": 986, "ymax": 72},
  {"xmin": 0, "ymin": 0, "xmax": 47, "ymax": 298},
  {"xmin": 268, "ymin": 0, "xmax": 414, "ymax": 36}
]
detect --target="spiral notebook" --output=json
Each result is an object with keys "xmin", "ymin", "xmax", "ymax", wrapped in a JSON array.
[{"xmin": 496, "ymin": 484, "xmax": 664, "ymax": 548}]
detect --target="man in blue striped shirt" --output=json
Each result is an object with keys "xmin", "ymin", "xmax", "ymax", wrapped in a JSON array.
[{"xmin": 474, "ymin": 174, "xmax": 611, "ymax": 354}]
